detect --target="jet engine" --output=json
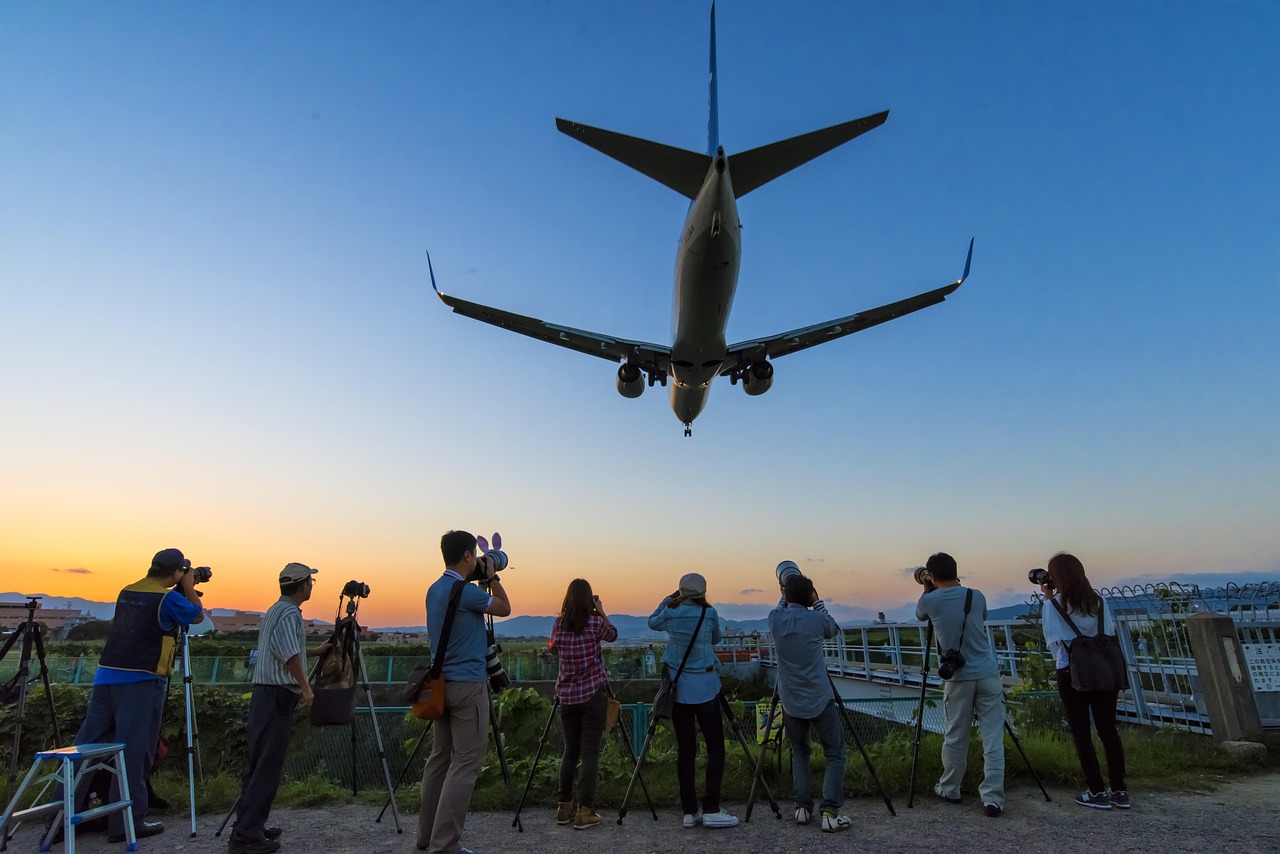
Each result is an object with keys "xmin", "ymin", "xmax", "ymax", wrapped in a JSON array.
[
  {"xmin": 616, "ymin": 363, "xmax": 645, "ymax": 399},
  {"xmin": 742, "ymin": 360, "xmax": 773, "ymax": 396}
]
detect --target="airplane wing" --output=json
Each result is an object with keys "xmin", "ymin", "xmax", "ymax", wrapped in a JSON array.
[
  {"xmin": 428, "ymin": 255, "xmax": 671, "ymax": 374},
  {"xmin": 721, "ymin": 239, "xmax": 973, "ymax": 371}
]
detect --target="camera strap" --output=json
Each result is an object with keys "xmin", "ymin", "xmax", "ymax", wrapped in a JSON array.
[
  {"xmin": 427, "ymin": 580, "xmax": 467, "ymax": 679},
  {"xmin": 1049, "ymin": 596, "xmax": 1107, "ymax": 638},
  {"xmin": 939, "ymin": 588, "xmax": 974, "ymax": 655}
]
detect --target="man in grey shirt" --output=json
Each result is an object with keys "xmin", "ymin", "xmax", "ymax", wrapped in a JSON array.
[
  {"xmin": 767, "ymin": 566, "xmax": 851, "ymax": 833},
  {"xmin": 915, "ymin": 552, "xmax": 1005, "ymax": 816}
]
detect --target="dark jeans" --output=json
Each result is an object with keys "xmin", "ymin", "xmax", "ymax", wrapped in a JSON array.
[
  {"xmin": 68, "ymin": 679, "xmax": 166, "ymax": 835},
  {"xmin": 233, "ymin": 685, "xmax": 299, "ymax": 842},
  {"xmin": 1056, "ymin": 668, "xmax": 1126, "ymax": 794},
  {"xmin": 671, "ymin": 695, "xmax": 725, "ymax": 815},
  {"xmin": 558, "ymin": 687, "xmax": 607, "ymax": 807},
  {"xmin": 783, "ymin": 701, "xmax": 846, "ymax": 813}
]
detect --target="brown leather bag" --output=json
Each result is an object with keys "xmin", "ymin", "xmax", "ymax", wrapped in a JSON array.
[{"xmin": 403, "ymin": 580, "xmax": 466, "ymax": 721}]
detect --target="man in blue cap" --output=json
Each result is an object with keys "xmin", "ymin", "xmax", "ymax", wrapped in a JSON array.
[{"xmin": 67, "ymin": 547, "xmax": 206, "ymax": 842}]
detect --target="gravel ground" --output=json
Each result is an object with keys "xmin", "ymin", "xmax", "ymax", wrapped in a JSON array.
[{"xmin": 9, "ymin": 773, "xmax": 1279, "ymax": 854}]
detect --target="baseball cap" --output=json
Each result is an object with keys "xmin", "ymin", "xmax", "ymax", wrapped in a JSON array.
[
  {"xmin": 151, "ymin": 548, "xmax": 191, "ymax": 572},
  {"xmin": 279, "ymin": 562, "xmax": 319, "ymax": 584},
  {"xmin": 678, "ymin": 572, "xmax": 707, "ymax": 598}
]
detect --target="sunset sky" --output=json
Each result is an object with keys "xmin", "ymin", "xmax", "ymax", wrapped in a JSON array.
[{"xmin": 2, "ymin": 2, "xmax": 1276, "ymax": 628}]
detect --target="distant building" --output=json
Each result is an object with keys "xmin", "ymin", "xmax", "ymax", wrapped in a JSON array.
[
  {"xmin": 378, "ymin": 631, "xmax": 429, "ymax": 645},
  {"xmin": 212, "ymin": 610, "xmax": 264, "ymax": 632},
  {"xmin": 0, "ymin": 601, "xmax": 91, "ymax": 638}
]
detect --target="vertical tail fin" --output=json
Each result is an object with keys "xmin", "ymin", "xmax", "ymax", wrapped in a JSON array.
[{"xmin": 707, "ymin": 2, "xmax": 719, "ymax": 155}]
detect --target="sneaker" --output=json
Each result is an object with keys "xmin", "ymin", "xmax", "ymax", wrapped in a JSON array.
[
  {"xmin": 701, "ymin": 809, "xmax": 739, "ymax": 829},
  {"xmin": 935, "ymin": 789, "xmax": 961, "ymax": 804},
  {"xmin": 556, "ymin": 801, "xmax": 575, "ymax": 825},
  {"xmin": 984, "ymin": 803, "xmax": 1003, "ymax": 817},
  {"xmin": 1109, "ymin": 789, "xmax": 1130, "ymax": 809},
  {"xmin": 682, "ymin": 810, "xmax": 702, "ymax": 829},
  {"xmin": 1075, "ymin": 789, "xmax": 1112, "ymax": 810},
  {"xmin": 821, "ymin": 812, "xmax": 851, "ymax": 832},
  {"xmin": 574, "ymin": 805, "xmax": 601, "ymax": 830},
  {"xmin": 794, "ymin": 805, "xmax": 811, "ymax": 825}
]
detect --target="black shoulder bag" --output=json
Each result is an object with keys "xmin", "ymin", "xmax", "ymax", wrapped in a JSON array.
[
  {"xmin": 652, "ymin": 606, "xmax": 708, "ymax": 719},
  {"xmin": 1050, "ymin": 597, "xmax": 1129, "ymax": 693},
  {"xmin": 402, "ymin": 580, "xmax": 467, "ymax": 720}
]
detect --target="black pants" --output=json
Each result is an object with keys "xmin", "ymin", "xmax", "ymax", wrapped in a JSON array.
[
  {"xmin": 233, "ymin": 685, "xmax": 298, "ymax": 842},
  {"xmin": 1056, "ymin": 668, "xmax": 1126, "ymax": 794},
  {"xmin": 558, "ymin": 687, "xmax": 607, "ymax": 807},
  {"xmin": 671, "ymin": 695, "xmax": 725, "ymax": 815}
]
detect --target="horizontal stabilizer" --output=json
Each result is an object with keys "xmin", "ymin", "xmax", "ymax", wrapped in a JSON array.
[
  {"xmin": 729, "ymin": 110, "xmax": 889, "ymax": 198},
  {"xmin": 556, "ymin": 118, "xmax": 713, "ymax": 199}
]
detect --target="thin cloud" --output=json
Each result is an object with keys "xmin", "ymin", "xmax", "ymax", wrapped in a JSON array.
[
  {"xmin": 740, "ymin": 588, "xmax": 764, "ymax": 595},
  {"xmin": 51, "ymin": 567, "xmax": 93, "ymax": 575}
]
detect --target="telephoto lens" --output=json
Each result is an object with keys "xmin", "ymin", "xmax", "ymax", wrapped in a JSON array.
[
  {"xmin": 192, "ymin": 566, "xmax": 213, "ymax": 583},
  {"xmin": 1028, "ymin": 568, "xmax": 1052, "ymax": 589},
  {"xmin": 776, "ymin": 560, "xmax": 802, "ymax": 584}
]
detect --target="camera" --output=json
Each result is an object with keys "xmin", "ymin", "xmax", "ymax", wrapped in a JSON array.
[
  {"xmin": 189, "ymin": 566, "xmax": 212, "ymax": 583},
  {"xmin": 776, "ymin": 560, "xmax": 802, "ymax": 584},
  {"xmin": 937, "ymin": 647, "xmax": 966, "ymax": 680},
  {"xmin": 1028, "ymin": 568, "xmax": 1054, "ymax": 591},
  {"xmin": 484, "ymin": 628, "xmax": 511, "ymax": 692},
  {"xmin": 468, "ymin": 549, "xmax": 509, "ymax": 583},
  {"xmin": 342, "ymin": 580, "xmax": 370, "ymax": 599}
]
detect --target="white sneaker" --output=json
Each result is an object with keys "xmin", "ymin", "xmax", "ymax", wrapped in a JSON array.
[
  {"xmin": 682, "ymin": 810, "xmax": 702, "ymax": 829},
  {"xmin": 821, "ymin": 812, "xmax": 852, "ymax": 833},
  {"xmin": 794, "ymin": 806, "xmax": 811, "ymax": 825},
  {"xmin": 701, "ymin": 809, "xmax": 739, "ymax": 829}
]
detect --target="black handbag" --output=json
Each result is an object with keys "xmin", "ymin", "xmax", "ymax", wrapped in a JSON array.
[
  {"xmin": 1051, "ymin": 598, "xmax": 1129, "ymax": 693},
  {"xmin": 652, "ymin": 606, "xmax": 707, "ymax": 718}
]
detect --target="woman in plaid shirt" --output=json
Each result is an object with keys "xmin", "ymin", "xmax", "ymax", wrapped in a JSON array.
[{"xmin": 551, "ymin": 578, "xmax": 618, "ymax": 829}]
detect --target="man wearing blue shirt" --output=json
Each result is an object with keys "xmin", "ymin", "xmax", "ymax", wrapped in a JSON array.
[
  {"xmin": 768, "ymin": 568, "xmax": 851, "ymax": 833},
  {"xmin": 69, "ymin": 548, "xmax": 205, "ymax": 842},
  {"xmin": 417, "ymin": 530, "xmax": 511, "ymax": 854},
  {"xmin": 914, "ymin": 552, "xmax": 1005, "ymax": 817}
]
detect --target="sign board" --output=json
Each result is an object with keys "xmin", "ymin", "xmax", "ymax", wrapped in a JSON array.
[{"xmin": 1241, "ymin": 643, "xmax": 1280, "ymax": 692}]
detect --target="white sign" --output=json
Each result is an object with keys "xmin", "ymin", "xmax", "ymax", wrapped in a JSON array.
[{"xmin": 1241, "ymin": 643, "xmax": 1280, "ymax": 692}]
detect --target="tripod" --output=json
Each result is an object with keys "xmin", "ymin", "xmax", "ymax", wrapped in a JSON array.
[
  {"xmin": 745, "ymin": 677, "xmax": 897, "ymax": 820},
  {"xmin": 907, "ymin": 621, "xmax": 1051, "ymax": 805},
  {"xmin": 511, "ymin": 680, "xmax": 657, "ymax": 829},
  {"xmin": 167, "ymin": 627, "xmax": 204, "ymax": 835},
  {"xmin": 619, "ymin": 691, "xmax": 780, "ymax": 824},
  {"xmin": 218, "ymin": 593, "xmax": 403, "ymax": 836},
  {"xmin": 0, "ymin": 597, "xmax": 61, "ymax": 801}
]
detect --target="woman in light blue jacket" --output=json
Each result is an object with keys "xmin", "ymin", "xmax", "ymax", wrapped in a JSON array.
[{"xmin": 648, "ymin": 572, "xmax": 738, "ymax": 830}]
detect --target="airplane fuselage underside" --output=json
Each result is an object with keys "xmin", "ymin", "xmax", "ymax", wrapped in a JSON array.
[{"xmin": 669, "ymin": 152, "xmax": 740, "ymax": 424}]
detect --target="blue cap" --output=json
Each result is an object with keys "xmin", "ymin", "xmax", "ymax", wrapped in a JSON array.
[{"xmin": 151, "ymin": 548, "xmax": 191, "ymax": 572}]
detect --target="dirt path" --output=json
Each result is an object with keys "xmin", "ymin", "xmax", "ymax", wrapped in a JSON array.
[{"xmin": 12, "ymin": 773, "xmax": 1279, "ymax": 853}]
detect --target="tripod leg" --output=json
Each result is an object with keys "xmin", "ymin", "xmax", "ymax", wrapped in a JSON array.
[
  {"xmin": 718, "ymin": 694, "xmax": 780, "ymax": 817},
  {"xmin": 353, "ymin": 640, "xmax": 403, "ymax": 832},
  {"xmin": 827, "ymin": 679, "xmax": 896, "ymax": 816},
  {"xmin": 745, "ymin": 688, "xmax": 780, "ymax": 822},
  {"xmin": 908, "ymin": 622, "xmax": 935, "ymax": 808},
  {"xmin": 608, "ymin": 700, "xmax": 658, "ymax": 820},
  {"xmin": 378, "ymin": 724, "xmax": 431, "ymax": 823},
  {"xmin": 214, "ymin": 794, "xmax": 240, "ymax": 837},
  {"xmin": 617, "ymin": 718, "xmax": 659, "ymax": 825},
  {"xmin": 30, "ymin": 624, "xmax": 62, "ymax": 747},
  {"xmin": 180, "ymin": 631, "xmax": 201, "ymax": 836},
  {"xmin": 1004, "ymin": 719, "xmax": 1052, "ymax": 802},
  {"xmin": 512, "ymin": 700, "xmax": 558, "ymax": 830}
]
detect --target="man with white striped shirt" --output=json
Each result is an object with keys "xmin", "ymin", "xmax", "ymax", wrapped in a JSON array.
[{"xmin": 230, "ymin": 562, "xmax": 329, "ymax": 854}]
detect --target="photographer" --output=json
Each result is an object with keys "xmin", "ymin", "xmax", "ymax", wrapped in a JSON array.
[
  {"xmin": 1039, "ymin": 553, "xmax": 1129, "ymax": 810},
  {"xmin": 550, "ymin": 579, "xmax": 617, "ymax": 830},
  {"xmin": 230, "ymin": 562, "xmax": 329, "ymax": 854},
  {"xmin": 66, "ymin": 548, "xmax": 205, "ymax": 843},
  {"xmin": 914, "ymin": 552, "xmax": 1005, "ymax": 817},
  {"xmin": 417, "ymin": 530, "xmax": 511, "ymax": 854},
  {"xmin": 647, "ymin": 573, "xmax": 738, "ymax": 830},
  {"xmin": 767, "ymin": 563, "xmax": 851, "ymax": 833}
]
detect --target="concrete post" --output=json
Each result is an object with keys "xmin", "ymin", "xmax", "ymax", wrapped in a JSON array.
[{"xmin": 1186, "ymin": 612, "xmax": 1264, "ymax": 743}]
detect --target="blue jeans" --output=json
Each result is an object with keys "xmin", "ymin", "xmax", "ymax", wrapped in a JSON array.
[
  {"xmin": 69, "ymin": 679, "xmax": 167, "ymax": 835},
  {"xmin": 784, "ymin": 700, "xmax": 845, "ymax": 813}
]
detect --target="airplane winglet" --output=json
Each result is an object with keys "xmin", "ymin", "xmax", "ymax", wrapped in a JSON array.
[
  {"xmin": 960, "ymin": 238, "xmax": 974, "ymax": 284},
  {"xmin": 427, "ymin": 250, "xmax": 445, "ymax": 300}
]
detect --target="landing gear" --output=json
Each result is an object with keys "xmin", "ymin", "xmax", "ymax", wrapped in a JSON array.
[{"xmin": 683, "ymin": 422, "xmax": 692, "ymax": 437}]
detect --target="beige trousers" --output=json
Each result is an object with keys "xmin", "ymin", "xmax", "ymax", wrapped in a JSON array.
[{"xmin": 417, "ymin": 680, "xmax": 489, "ymax": 854}]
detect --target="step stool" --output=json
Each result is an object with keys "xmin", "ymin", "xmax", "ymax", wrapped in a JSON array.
[{"xmin": 0, "ymin": 743, "xmax": 137, "ymax": 853}]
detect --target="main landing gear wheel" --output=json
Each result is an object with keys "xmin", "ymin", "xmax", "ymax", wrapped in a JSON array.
[{"xmin": 683, "ymin": 423, "xmax": 692, "ymax": 437}]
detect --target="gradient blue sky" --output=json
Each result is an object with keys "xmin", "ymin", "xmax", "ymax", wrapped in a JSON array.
[{"xmin": 2, "ymin": 2, "xmax": 1277, "ymax": 627}]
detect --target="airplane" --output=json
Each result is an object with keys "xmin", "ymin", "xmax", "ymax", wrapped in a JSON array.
[{"xmin": 430, "ymin": 4, "xmax": 973, "ymax": 437}]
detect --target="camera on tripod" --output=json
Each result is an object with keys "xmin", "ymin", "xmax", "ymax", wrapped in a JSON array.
[
  {"xmin": 343, "ymin": 580, "xmax": 371, "ymax": 599},
  {"xmin": 188, "ymin": 565, "xmax": 212, "ymax": 583},
  {"xmin": 1028, "ymin": 567, "xmax": 1054, "ymax": 591},
  {"xmin": 467, "ymin": 549, "xmax": 509, "ymax": 583}
]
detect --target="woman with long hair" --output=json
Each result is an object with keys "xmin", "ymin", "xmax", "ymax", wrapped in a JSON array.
[
  {"xmin": 1040, "ymin": 552, "xmax": 1129, "ymax": 810},
  {"xmin": 550, "ymin": 578, "xmax": 617, "ymax": 830},
  {"xmin": 647, "ymin": 572, "xmax": 738, "ymax": 829}
]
